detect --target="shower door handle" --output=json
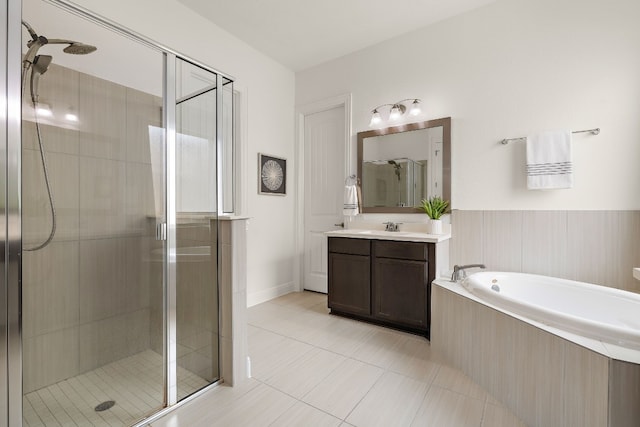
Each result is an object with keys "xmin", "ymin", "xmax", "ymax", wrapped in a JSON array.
[{"xmin": 156, "ymin": 222, "xmax": 167, "ymax": 241}]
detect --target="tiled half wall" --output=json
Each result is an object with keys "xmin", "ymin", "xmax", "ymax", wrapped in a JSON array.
[{"xmin": 450, "ymin": 210, "xmax": 640, "ymax": 294}]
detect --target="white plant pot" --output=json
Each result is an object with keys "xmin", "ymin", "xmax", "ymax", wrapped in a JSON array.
[{"xmin": 429, "ymin": 219, "xmax": 442, "ymax": 235}]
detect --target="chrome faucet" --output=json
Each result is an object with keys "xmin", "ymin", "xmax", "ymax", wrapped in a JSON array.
[
  {"xmin": 451, "ymin": 264, "xmax": 486, "ymax": 282},
  {"xmin": 384, "ymin": 222, "xmax": 402, "ymax": 232}
]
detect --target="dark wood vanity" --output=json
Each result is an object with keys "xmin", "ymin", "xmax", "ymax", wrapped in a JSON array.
[{"xmin": 328, "ymin": 236, "xmax": 435, "ymax": 338}]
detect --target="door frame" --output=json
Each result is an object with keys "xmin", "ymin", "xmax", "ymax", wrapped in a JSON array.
[
  {"xmin": 294, "ymin": 94, "xmax": 352, "ymax": 292},
  {"xmin": 5, "ymin": 0, "xmax": 23, "ymax": 424}
]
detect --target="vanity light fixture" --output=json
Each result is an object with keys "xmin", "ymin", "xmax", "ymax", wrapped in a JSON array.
[
  {"xmin": 369, "ymin": 109, "xmax": 383, "ymax": 126},
  {"xmin": 369, "ymin": 98, "xmax": 422, "ymax": 127}
]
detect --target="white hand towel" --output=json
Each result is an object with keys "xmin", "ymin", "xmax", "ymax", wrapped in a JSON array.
[
  {"xmin": 343, "ymin": 184, "xmax": 359, "ymax": 216},
  {"xmin": 526, "ymin": 130, "xmax": 573, "ymax": 190}
]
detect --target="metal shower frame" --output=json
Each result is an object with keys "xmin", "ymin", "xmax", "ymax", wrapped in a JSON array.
[{"xmin": 1, "ymin": 0, "xmax": 234, "ymax": 425}]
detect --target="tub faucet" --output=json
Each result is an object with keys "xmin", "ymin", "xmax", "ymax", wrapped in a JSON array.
[{"xmin": 451, "ymin": 264, "xmax": 486, "ymax": 282}]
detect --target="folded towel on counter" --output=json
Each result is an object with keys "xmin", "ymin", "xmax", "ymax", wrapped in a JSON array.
[
  {"xmin": 343, "ymin": 184, "xmax": 360, "ymax": 216},
  {"xmin": 526, "ymin": 130, "xmax": 573, "ymax": 190}
]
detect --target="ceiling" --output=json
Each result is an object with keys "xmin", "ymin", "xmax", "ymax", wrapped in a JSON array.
[{"xmin": 177, "ymin": 0, "xmax": 499, "ymax": 72}]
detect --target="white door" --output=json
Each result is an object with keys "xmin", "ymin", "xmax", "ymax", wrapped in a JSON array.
[{"xmin": 303, "ymin": 106, "xmax": 346, "ymax": 293}]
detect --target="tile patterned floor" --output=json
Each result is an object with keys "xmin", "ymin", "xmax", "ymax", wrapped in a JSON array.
[
  {"xmin": 152, "ymin": 291, "xmax": 527, "ymax": 427},
  {"xmin": 23, "ymin": 350, "xmax": 209, "ymax": 427}
]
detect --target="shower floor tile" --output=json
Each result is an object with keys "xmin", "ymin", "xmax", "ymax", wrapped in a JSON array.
[{"xmin": 23, "ymin": 349, "xmax": 209, "ymax": 427}]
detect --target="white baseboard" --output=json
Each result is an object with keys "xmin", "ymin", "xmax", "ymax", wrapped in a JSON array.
[{"xmin": 247, "ymin": 281, "xmax": 297, "ymax": 307}]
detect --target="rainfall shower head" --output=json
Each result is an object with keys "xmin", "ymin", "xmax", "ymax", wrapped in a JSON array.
[
  {"xmin": 21, "ymin": 20, "xmax": 98, "ymax": 68},
  {"xmin": 48, "ymin": 39, "xmax": 98, "ymax": 55},
  {"xmin": 63, "ymin": 42, "xmax": 98, "ymax": 55}
]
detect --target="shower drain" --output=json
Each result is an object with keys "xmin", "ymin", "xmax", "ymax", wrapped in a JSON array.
[{"xmin": 94, "ymin": 400, "xmax": 116, "ymax": 412}]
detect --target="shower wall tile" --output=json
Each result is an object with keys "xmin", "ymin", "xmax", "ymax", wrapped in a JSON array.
[
  {"xmin": 22, "ymin": 150, "xmax": 79, "ymax": 245},
  {"xmin": 78, "ymin": 73, "xmax": 127, "ymax": 161},
  {"xmin": 79, "ymin": 238, "xmax": 128, "ymax": 323},
  {"xmin": 449, "ymin": 210, "xmax": 483, "ymax": 269},
  {"xmin": 35, "ymin": 63, "xmax": 80, "ymax": 133},
  {"xmin": 22, "ymin": 121, "xmax": 79, "ymax": 155},
  {"xmin": 176, "ymin": 222, "xmax": 212, "ymax": 247},
  {"xmin": 482, "ymin": 211, "xmax": 523, "ymax": 272},
  {"xmin": 78, "ymin": 310, "xmax": 150, "ymax": 373},
  {"xmin": 521, "ymin": 211, "xmax": 568, "ymax": 278},
  {"xmin": 125, "ymin": 236, "xmax": 150, "ymax": 312},
  {"xmin": 125, "ymin": 88, "xmax": 162, "ymax": 165},
  {"xmin": 125, "ymin": 163, "xmax": 156, "ymax": 233},
  {"xmin": 79, "ymin": 157, "xmax": 126, "ymax": 239},
  {"xmin": 23, "ymin": 326, "xmax": 79, "ymax": 394},
  {"xmin": 23, "ymin": 63, "xmax": 163, "ymax": 392},
  {"xmin": 22, "ymin": 240, "xmax": 80, "ymax": 339}
]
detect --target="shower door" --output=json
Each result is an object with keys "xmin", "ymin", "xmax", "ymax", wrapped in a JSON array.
[
  {"xmin": 171, "ymin": 57, "xmax": 224, "ymax": 402},
  {"xmin": 15, "ymin": 1, "xmax": 227, "ymax": 425},
  {"xmin": 20, "ymin": 1, "xmax": 168, "ymax": 425}
]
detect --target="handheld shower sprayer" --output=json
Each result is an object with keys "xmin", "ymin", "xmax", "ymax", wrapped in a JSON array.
[
  {"xmin": 30, "ymin": 55, "xmax": 52, "ymax": 103},
  {"xmin": 20, "ymin": 20, "xmax": 97, "ymax": 252}
]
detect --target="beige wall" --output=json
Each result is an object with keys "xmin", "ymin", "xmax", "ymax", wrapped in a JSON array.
[{"xmin": 296, "ymin": 0, "xmax": 640, "ymax": 211}]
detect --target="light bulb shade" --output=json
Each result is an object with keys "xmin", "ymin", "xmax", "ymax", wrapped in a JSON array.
[
  {"xmin": 389, "ymin": 104, "xmax": 404, "ymax": 121},
  {"xmin": 409, "ymin": 100, "xmax": 421, "ymax": 116},
  {"xmin": 369, "ymin": 110, "xmax": 382, "ymax": 127}
]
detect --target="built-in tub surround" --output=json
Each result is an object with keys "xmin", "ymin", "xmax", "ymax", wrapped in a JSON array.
[
  {"xmin": 450, "ymin": 210, "xmax": 640, "ymax": 294},
  {"xmin": 432, "ymin": 277, "xmax": 640, "ymax": 427},
  {"xmin": 463, "ymin": 271, "xmax": 640, "ymax": 350}
]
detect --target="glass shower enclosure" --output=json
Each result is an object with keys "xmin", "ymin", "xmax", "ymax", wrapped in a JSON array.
[{"xmin": 1, "ymin": 0, "xmax": 233, "ymax": 425}]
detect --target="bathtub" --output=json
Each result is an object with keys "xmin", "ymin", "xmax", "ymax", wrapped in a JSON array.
[
  {"xmin": 431, "ymin": 273, "xmax": 640, "ymax": 427},
  {"xmin": 462, "ymin": 271, "xmax": 640, "ymax": 349}
]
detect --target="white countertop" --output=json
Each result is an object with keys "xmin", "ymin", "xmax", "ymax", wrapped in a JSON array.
[{"xmin": 325, "ymin": 228, "xmax": 451, "ymax": 243}]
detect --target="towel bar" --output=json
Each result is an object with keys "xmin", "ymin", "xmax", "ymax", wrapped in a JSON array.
[{"xmin": 500, "ymin": 128, "xmax": 600, "ymax": 145}]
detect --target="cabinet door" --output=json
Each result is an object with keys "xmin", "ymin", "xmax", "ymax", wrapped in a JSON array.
[
  {"xmin": 328, "ymin": 253, "xmax": 371, "ymax": 316},
  {"xmin": 373, "ymin": 258, "xmax": 428, "ymax": 329}
]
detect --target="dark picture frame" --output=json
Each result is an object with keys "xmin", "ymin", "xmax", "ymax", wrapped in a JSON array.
[{"xmin": 258, "ymin": 153, "xmax": 286, "ymax": 195}]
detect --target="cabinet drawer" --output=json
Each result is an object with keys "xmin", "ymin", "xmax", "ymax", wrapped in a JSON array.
[
  {"xmin": 329, "ymin": 237, "xmax": 371, "ymax": 256},
  {"xmin": 374, "ymin": 240, "xmax": 427, "ymax": 261}
]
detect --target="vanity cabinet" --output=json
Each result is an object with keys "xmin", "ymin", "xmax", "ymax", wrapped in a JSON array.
[
  {"xmin": 328, "ymin": 238, "xmax": 371, "ymax": 316},
  {"xmin": 328, "ymin": 237, "xmax": 435, "ymax": 337}
]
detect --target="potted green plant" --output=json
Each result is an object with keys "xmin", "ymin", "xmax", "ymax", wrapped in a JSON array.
[{"xmin": 418, "ymin": 196, "xmax": 449, "ymax": 234}]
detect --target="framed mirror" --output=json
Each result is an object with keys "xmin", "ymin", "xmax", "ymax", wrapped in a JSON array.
[{"xmin": 357, "ymin": 117, "xmax": 450, "ymax": 213}]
